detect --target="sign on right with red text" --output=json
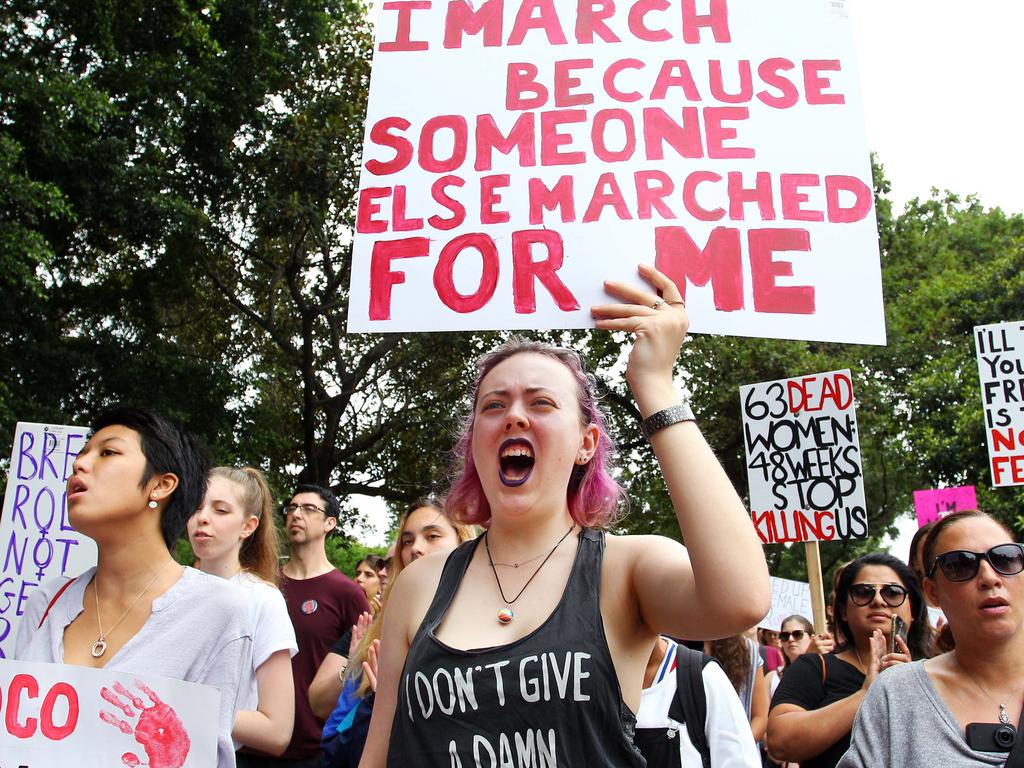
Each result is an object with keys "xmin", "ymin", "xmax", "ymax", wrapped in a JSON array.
[
  {"xmin": 741, "ymin": 369, "xmax": 866, "ymax": 544},
  {"xmin": 975, "ymin": 320, "xmax": 1024, "ymax": 487}
]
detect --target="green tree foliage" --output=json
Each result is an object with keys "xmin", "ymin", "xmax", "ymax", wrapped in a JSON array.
[
  {"xmin": 325, "ymin": 535, "xmax": 386, "ymax": 578},
  {"xmin": 0, "ymin": 0, "xmax": 484, "ymax": 519},
  {"xmin": 2, "ymin": 1, "xmax": 1021, "ymax": 577}
]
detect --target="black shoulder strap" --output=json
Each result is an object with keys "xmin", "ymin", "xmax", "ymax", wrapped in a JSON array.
[
  {"xmin": 1004, "ymin": 703, "xmax": 1024, "ymax": 767},
  {"xmin": 668, "ymin": 644, "xmax": 716, "ymax": 768}
]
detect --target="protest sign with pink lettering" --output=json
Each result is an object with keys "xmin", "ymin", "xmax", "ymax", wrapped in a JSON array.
[
  {"xmin": 0, "ymin": 659, "xmax": 217, "ymax": 767},
  {"xmin": 0, "ymin": 423, "xmax": 95, "ymax": 660},
  {"xmin": 347, "ymin": 0, "xmax": 884, "ymax": 344}
]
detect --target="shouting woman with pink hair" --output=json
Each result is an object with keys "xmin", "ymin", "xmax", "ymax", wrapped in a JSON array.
[{"xmin": 358, "ymin": 264, "xmax": 771, "ymax": 767}]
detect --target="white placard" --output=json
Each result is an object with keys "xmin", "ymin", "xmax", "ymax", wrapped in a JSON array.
[
  {"xmin": 975, "ymin": 320, "xmax": 1024, "ymax": 487},
  {"xmin": 761, "ymin": 576, "xmax": 813, "ymax": 631},
  {"xmin": 347, "ymin": 0, "xmax": 884, "ymax": 344},
  {"xmin": 741, "ymin": 369, "xmax": 867, "ymax": 543},
  {"xmin": 0, "ymin": 659, "xmax": 218, "ymax": 767},
  {"xmin": 0, "ymin": 423, "xmax": 95, "ymax": 659}
]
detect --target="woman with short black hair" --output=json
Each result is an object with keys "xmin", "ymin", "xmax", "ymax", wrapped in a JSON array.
[{"xmin": 16, "ymin": 406, "xmax": 252, "ymax": 768}]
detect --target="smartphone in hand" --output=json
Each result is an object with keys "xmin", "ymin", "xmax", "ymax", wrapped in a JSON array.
[{"xmin": 888, "ymin": 615, "xmax": 907, "ymax": 655}]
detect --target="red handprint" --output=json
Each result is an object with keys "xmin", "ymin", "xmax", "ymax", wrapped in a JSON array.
[{"xmin": 99, "ymin": 680, "xmax": 191, "ymax": 768}]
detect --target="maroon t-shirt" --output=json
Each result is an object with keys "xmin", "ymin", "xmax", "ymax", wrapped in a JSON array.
[{"xmin": 245, "ymin": 568, "xmax": 370, "ymax": 760}]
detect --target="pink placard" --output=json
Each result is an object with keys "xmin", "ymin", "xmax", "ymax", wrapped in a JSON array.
[{"xmin": 913, "ymin": 486, "xmax": 978, "ymax": 528}]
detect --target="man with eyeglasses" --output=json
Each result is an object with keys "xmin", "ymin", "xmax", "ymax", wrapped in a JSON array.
[{"xmin": 240, "ymin": 484, "xmax": 369, "ymax": 768}]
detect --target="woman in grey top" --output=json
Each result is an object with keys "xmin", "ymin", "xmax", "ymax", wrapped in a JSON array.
[
  {"xmin": 839, "ymin": 511, "xmax": 1024, "ymax": 767},
  {"xmin": 16, "ymin": 406, "xmax": 252, "ymax": 768}
]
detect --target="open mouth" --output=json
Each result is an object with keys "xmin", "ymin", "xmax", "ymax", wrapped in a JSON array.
[
  {"xmin": 499, "ymin": 438, "xmax": 535, "ymax": 487},
  {"xmin": 67, "ymin": 476, "xmax": 87, "ymax": 497}
]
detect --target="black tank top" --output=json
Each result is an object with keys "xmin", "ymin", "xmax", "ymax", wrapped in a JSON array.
[{"xmin": 387, "ymin": 528, "xmax": 646, "ymax": 767}]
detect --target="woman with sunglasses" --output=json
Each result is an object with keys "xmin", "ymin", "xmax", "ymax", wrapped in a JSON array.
[
  {"xmin": 766, "ymin": 615, "xmax": 817, "ymax": 697},
  {"xmin": 838, "ymin": 511, "xmax": 1024, "ymax": 766},
  {"xmin": 766, "ymin": 553, "xmax": 928, "ymax": 768}
]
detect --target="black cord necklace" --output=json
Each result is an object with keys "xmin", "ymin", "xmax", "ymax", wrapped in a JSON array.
[{"xmin": 484, "ymin": 523, "xmax": 576, "ymax": 625}]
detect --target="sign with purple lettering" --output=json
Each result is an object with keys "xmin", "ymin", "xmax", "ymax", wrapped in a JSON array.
[
  {"xmin": 347, "ymin": 0, "xmax": 885, "ymax": 345},
  {"xmin": 913, "ymin": 486, "xmax": 978, "ymax": 528},
  {"xmin": 975, "ymin": 320, "xmax": 1024, "ymax": 487},
  {"xmin": 741, "ymin": 370, "xmax": 867, "ymax": 544},
  {"xmin": 0, "ymin": 423, "xmax": 94, "ymax": 658}
]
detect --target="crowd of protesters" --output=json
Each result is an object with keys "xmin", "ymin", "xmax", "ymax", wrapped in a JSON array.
[{"xmin": 12, "ymin": 266, "xmax": 1023, "ymax": 767}]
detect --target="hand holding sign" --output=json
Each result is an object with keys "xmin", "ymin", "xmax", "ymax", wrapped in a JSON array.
[{"xmin": 100, "ymin": 679, "xmax": 191, "ymax": 768}]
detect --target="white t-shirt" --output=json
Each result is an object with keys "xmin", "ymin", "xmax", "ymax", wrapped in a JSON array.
[
  {"xmin": 230, "ymin": 571, "xmax": 298, "ymax": 712},
  {"xmin": 637, "ymin": 639, "xmax": 762, "ymax": 767},
  {"xmin": 16, "ymin": 566, "xmax": 252, "ymax": 768}
]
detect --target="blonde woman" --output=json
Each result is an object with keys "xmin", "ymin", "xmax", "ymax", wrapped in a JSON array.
[{"xmin": 189, "ymin": 466, "xmax": 298, "ymax": 759}]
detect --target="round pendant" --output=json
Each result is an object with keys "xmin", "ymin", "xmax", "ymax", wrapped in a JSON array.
[
  {"xmin": 91, "ymin": 639, "xmax": 108, "ymax": 658},
  {"xmin": 497, "ymin": 607, "xmax": 514, "ymax": 625}
]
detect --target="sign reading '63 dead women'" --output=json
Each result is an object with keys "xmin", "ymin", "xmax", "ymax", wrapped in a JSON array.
[{"xmin": 741, "ymin": 370, "xmax": 867, "ymax": 544}]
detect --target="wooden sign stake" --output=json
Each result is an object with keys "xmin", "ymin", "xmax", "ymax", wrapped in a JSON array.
[{"xmin": 804, "ymin": 540, "xmax": 828, "ymax": 635}]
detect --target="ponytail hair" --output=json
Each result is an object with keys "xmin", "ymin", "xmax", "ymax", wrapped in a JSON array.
[{"xmin": 210, "ymin": 466, "xmax": 281, "ymax": 586}]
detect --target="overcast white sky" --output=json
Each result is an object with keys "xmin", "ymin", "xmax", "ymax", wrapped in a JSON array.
[
  {"xmin": 850, "ymin": 0, "xmax": 1024, "ymax": 214},
  {"xmin": 350, "ymin": 1, "xmax": 1021, "ymax": 547}
]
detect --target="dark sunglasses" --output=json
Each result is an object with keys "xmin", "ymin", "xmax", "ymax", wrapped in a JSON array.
[
  {"xmin": 779, "ymin": 630, "xmax": 808, "ymax": 642},
  {"xmin": 849, "ymin": 582, "xmax": 908, "ymax": 607},
  {"xmin": 928, "ymin": 543, "xmax": 1024, "ymax": 582}
]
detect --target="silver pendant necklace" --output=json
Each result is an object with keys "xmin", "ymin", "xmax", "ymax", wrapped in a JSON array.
[
  {"xmin": 91, "ymin": 559, "xmax": 173, "ymax": 658},
  {"xmin": 959, "ymin": 658, "xmax": 1013, "ymax": 725},
  {"xmin": 484, "ymin": 524, "xmax": 575, "ymax": 625}
]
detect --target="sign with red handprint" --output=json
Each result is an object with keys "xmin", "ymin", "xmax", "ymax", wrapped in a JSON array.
[{"xmin": 0, "ymin": 659, "xmax": 217, "ymax": 767}]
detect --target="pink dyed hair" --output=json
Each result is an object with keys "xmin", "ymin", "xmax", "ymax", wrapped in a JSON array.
[{"xmin": 445, "ymin": 338, "xmax": 624, "ymax": 528}]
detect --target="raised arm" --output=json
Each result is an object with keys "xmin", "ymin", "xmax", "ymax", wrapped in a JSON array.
[{"xmin": 592, "ymin": 263, "xmax": 770, "ymax": 638}]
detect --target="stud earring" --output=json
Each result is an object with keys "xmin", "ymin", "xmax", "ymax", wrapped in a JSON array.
[{"xmin": 148, "ymin": 499, "xmax": 158, "ymax": 509}]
